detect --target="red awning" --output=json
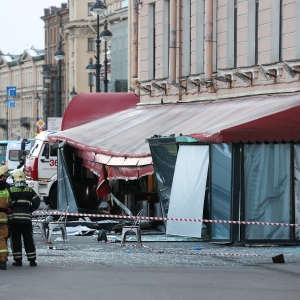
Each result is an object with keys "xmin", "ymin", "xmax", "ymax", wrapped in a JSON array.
[
  {"xmin": 61, "ymin": 92, "xmax": 139, "ymax": 130},
  {"xmin": 50, "ymin": 93, "xmax": 300, "ymax": 178}
]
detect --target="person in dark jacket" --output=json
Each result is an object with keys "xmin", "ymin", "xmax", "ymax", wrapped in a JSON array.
[
  {"xmin": 17, "ymin": 156, "xmax": 25, "ymax": 169},
  {"xmin": 0, "ymin": 180, "xmax": 10, "ymax": 270},
  {"xmin": 9, "ymin": 170, "xmax": 40, "ymax": 267}
]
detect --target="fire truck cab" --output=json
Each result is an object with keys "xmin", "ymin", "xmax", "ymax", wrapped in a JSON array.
[{"xmin": 25, "ymin": 131, "xmax": 58, "ymax": 208}]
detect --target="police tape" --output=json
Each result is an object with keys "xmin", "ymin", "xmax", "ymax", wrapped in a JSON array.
[{"xmin": 33, "ymin": 210, "xmax": 300, "ymax": 227}]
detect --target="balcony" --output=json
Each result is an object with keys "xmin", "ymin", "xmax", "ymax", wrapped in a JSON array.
[
  {"xmin": 0, "ymin": 118, "xmax": 7, "ymax": 128},
  {"xmin": 20, "ymin": 117, "xmax": 31, "ymax": 129}
]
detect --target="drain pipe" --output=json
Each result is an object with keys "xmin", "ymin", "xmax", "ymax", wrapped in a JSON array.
[
  {"xmin": 205, "ymin": 0, "xmax": 214, "ymax": 92},
  {"xmin": 131, "ymin": 0, "xmax": 138, "ymax": 79},
  {"xmin": 131, "ymin": 0, "xmax": 140, "ymax": 96},
  {"xmin": 169, "ymin": 0, "xmax": 177, "ymax": 84}
]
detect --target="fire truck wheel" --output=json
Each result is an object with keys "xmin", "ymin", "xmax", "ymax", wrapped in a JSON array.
[
  {"xmin": 43, "ymin": 196, "xmax": 50, "ymax": 206},
  {"xmin": 49, "ymin": 186, "xmax": 58, "ymax": 209}
]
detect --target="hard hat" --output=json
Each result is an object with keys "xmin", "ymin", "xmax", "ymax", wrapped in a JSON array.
[
  {"xmin": 12, "ymin": 169, "xmax": 26, "ymax": 182},
  {"xmin": 0, "ymin": 166, "xmax": 10, "ymax": 177}
]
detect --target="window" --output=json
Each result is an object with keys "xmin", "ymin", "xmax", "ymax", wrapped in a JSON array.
[
  {"xmin": 122, "ymin": 0, "xmax": 128, "ymax": 8},
  {"xmin": 255, "ymin": 0, "xmax": 259, "ymax": 65},
  {"xmin": 234, "ymin": 0, "xmax": 237, "ymax": 68},
  {"xmin": 279, "ymin": 0, "xmax": 283, "ymax": 61},
  {"xmin": 42, "ymin": 143, "xmax": 49, "ymax": 158},
  {"xmin": 163, "ymin": 0, "xmax": 170, "ymax": 78},
  {"xmin": 88, "ymin": 38, "xmax": 95, "ymax": 51},
  {"xmin": 50, "ymin": 144, "xmax": 57, "ymax": 157},
  {"xmin": 88, "ymin": 3, "xmax": 93, "ymax": 16},
  {"xmin": 9, "ymin": 150, "xmax": 21, "ymax": 161},
  {"xmin": 182, "ymin": 0, "xmax": 191, "ymax": 76},
  {"xmin": 148, "ymin": 3, "xmax": 155, "ymax": 80}
]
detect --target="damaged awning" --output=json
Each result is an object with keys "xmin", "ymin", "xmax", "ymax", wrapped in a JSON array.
[
  {"xmin": 50, "ymin": 93, "xmax": 300, "ymax": 179},
  {"xmin": 61, "ymin": 92, "xmax": 139, "ymax": 130}
]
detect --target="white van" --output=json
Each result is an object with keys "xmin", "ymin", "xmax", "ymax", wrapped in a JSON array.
[{"xmin": 5, "ymin": 140, "xmax": 32, "ymax": 170}]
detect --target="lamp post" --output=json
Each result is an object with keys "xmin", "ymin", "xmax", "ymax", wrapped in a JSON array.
[
  {"xmin": 100, "ymin": 19, "xmax": 113, "ymax": 92},
  {"xmin": 70, "ymin": 86, "xmax": 77, "ymax": 99},
  {"xmin": 44, "ymin": 83, "xmax": 49, "ymax": 129},
  {"xmin": 6, "ymin": 94, "xmax": 8, "ymax": 140},
  {"xmin": 34, "ymin": 93, "xmax": 41, "ymax": 132},
  {"xmin": 90, "ymin": 0, "xmax": 106, "ymax": 92},
  {"xmin": 54, "ymin": 42, "xmax": 65, "ymax": 117},
  {"xmin": 44, "ymin": 75, "xmax": 51, "ymax": 129},
  {"xmin": 86, "ymin": 57, "xmax": 97, "ymax": 93}
]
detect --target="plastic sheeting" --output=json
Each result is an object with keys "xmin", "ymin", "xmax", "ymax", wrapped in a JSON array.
[
  {"xmin": 166, "ymin": 145, "xmax": 209, "ymax": 238},
  {"xmin": 57, "ymin": 147, "xmax": 78, "ymax": 212},
  {"xmin": 244, "ymin": 144, "xmax": 291, "ymax": 240},
  {"xmin": 294, "ymin": 144, "xmax": 300, "ymax": 240}
]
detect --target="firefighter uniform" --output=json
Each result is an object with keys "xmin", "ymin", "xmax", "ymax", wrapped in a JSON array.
[
  {"xmin": 0, "ymin": 181, "xmax": 10, "ymax": 270},
  {"xmin": 0, "ymin": 166, "xmax": 11, "ymax": 191},
  {"xmin": 9, "ymin": 170, "xmax": 40, "ymax": 267}
]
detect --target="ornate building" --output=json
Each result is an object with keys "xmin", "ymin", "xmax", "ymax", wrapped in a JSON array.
[
  {"xmin": 0, "ymin": 48, "xmax": 44, "ymax": 140},
  {"xmin": 65, "ymin": 0, "xmax": 129, "ymax": 97},
  {"xmin": 41, "ymin": 3, "xmax": 69, "ymax": 122}
]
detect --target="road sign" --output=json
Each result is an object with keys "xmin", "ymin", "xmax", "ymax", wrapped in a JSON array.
[
  {"xmin": 6, "ymin": 86, "xmax": 17, "ymax": 97},
  {"xmin": 6, "ymin": 99, "xmax": 15, "ymax": 107},
  {"xmin": 36, "ymin": 119, "xmax": 45, "ymax": 128},
  {"xmin": 47, "ymin": 117, "xmax": 62, "ymax": 131}
]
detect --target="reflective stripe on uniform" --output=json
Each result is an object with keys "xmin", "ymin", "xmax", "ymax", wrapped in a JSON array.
[{"xmin": 0, "ymin": 248, "xmax": 8, "ymax": 253}]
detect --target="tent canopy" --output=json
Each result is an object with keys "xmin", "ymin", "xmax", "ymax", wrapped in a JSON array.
[
  {"xmin": 51, "ymin": 93, "xmax": 300, "ymax": 170},
  {"xmin": 61, "ymin": 92, "xmax": 139, "ymax": 131}
]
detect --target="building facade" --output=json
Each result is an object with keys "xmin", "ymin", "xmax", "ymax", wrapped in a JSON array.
[
  {"xmin": 132, "ymin": 0, "xmax": 300, "ymax": 103},
  {"xmin": 127, "ymin": 0, "xmax": 300, "ymax": 243},
  {"xmin": 41, "ymin": 3, "xmax": 69, "ymax": 121},
  {"xmin": 0, "ymin": 49, "xmax": 44, "ymax": 140},
  {"xmin": 65, "ymin": 0, "xmax": 129, "ymax": 98}
]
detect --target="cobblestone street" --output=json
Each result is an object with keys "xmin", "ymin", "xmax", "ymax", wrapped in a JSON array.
[{"xmin": 1, "ymin": 232, "xmax": 299, "ymax": 300}]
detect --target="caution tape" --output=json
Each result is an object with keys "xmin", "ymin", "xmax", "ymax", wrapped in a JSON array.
[{"xmin": 33, "ymin": 210, "xmax": 300, "ymax": 227}]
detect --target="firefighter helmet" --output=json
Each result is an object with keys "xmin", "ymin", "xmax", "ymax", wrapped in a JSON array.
[
  {"xmin": 12, "ymin": 169, "xmax": 26, "ymax": 182},
  {"xmin": 0, "ymin": 166, "xmax": 10, "ymax": 177}
]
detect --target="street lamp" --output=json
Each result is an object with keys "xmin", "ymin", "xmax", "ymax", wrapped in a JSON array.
[
  {"xmin": 100, "ymin": 19, "xmax": 113, "ymax": 92},
  {"xmin": 45, "ymin": 75, "xmax": 51, "ymax": 84},
  {"xmin": 35, "ymin": 93, "xmax": 41, "ymax": 132},
  {"xmin": 90, "ymin": 0, "xmax": 107, "ymax": 92},
  {"xmin": 43, "ymin": 74, "xmax": 51, "ymax": 130},
  {"xmin": 54, "ymin": 42, "xmax": 65, "ymax": 117},
  {"xmin": 44, "ymin": 83, "xmax": 49, "ymax": 129},
  {"xmin": 70, "ymin": 87, "xmax": 77, "ymax": 99},
  {"xmin": 86, "ymin": 57, "xmax": 97, "ymax": 93}
]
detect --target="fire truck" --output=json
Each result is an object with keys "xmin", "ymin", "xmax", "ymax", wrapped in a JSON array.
[{"xmin": 24, "ymin": 131, "xmax": 58, "ymax": 208}]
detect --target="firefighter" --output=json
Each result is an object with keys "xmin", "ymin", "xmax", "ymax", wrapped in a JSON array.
[
  {"xmin": 0, "ymin": 179, "xmax": 10, "ymax": 270},
  {"xmin": 9, "ymin": 170, "xmax": 40, "ymax": 267},
  {"xmin": 0, "ymin": 166, "xmax": 11, "ymax": 191}
]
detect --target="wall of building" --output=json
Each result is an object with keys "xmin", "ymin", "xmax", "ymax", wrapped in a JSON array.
[
  {"xmin": 42, "ymin": 3, "xmax": 69, "ymax": 119},
  {"xmin": 135, "ymin": 0, "xmax": 300, "ymax": 104},
  {"xmin": 0, "ymin": 51, "xmax": 44, "ymax": 140}
]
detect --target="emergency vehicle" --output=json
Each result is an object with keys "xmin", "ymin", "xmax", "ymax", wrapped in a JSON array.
[{"xmin": 24, "ymin": 131, "xmax": 58, "ymax": 208}]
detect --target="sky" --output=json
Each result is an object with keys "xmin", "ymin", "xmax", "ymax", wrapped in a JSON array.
[{"xmin": 0, "ymin": 0, "xmax": 66, "ymax": 54}]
